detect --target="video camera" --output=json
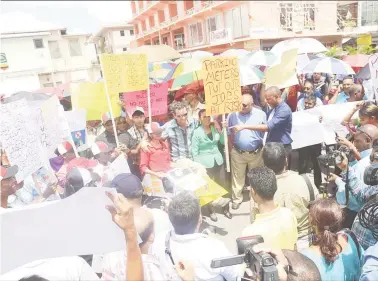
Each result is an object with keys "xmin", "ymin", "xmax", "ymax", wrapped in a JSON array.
[{"xmin": 210, "ymin": 235, "xmax": 279, "ymax": 281}]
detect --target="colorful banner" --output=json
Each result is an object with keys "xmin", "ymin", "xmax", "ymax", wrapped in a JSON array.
[
  {"xmin": 265, "ymin": 49, "xmax": 298, "ymax": 89},
  {"xmin": 202, "ymin": 56, "xmax": 242, "ymax": 116},
  {"xmin": 0, "ymin": 100, "xmax": 46, "ymax": 182},
  {"xmin": 368, "ymin": 54, "xmax": 378, "ymax": 101},
  {"xmin": 123, "ymin": 82, "xmax": 168, "ymax": 117},
  {"xmin": 71, "ymin": 82, "xmax": 113, "ymax": 121}
]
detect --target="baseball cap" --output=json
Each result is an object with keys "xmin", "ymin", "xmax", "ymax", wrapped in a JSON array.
[
  {"xmin": 56, "ymin": 141, "xmax": 74, "ymax": 156},
  {"xmin": 146, "ymin": 122, "xmax": 163, "ymax": 134},
  {"xmin": 132, "ymin": 106, "xmax": 145, "ymax": 117},
  {"xmin": 66, "ymin": 167, "xmax": 98, "ymax": 188},
  {"xmin": 111, "ymin": 173, "xmax": 143, "ymax": 198},
  {"xmin": 102, "ymin": 112, "xmax": 112, "ymax": 124},
  {"xmin": 91, "ymin": 141, "xmax": 112, "ymax": 156},
  {"xmin": 66, "ymin": 157, "xmax": 98, "ymax": 173},
  {"xmin": 0, "ymin": 165, "xmax": 18, "ymax": 181}
]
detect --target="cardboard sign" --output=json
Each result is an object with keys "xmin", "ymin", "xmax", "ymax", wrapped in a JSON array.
[
  {"xmin": 71, "ymin": 82, "xmax": 112, "ymax": 121},
  {"xmin": 368, "ymin": 54, "xmax": 378, "ymax": 101},
  {"xmin": 64, "ymin": 109, "xmax": 87, "ymax": 149},
  {"xmin": 202, "ymin": 57, "xmax": 242, "ymax": 115},
  {"xmin": 123, "ymin": 82, "xmax": 168, "ymax": 117},
  {"xmin": 0, "ymin": 100, "xmax": 46, "ymax": 182}
]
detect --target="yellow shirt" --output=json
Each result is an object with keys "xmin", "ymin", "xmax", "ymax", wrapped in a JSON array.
[{"xmin": 242, "ymin": 205, "xmax": 298, "ymax": 250}]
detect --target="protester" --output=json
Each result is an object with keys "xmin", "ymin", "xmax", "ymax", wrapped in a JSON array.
[
  {"xmin": 63, "ymin": 167, "xmax": 100, "ymax": 198},
  {"xmin": 176, "ymin": 84, "xmax": 206, "ymax": 122},
  {"xmin": 296, "ymin": 81, "xmax": 323, "ymax": 111},
  {"xmin": 281, "ymin": 84, "xmax": 300, "ymax": 112},
  {"xmin": 342, "ymin": 101, "xmax": 378, "ymax": 130},
  {"xmin": 302, "ymin": 198, "xmax": 364, "ymax": 281},
  {"xmin": 95, "ymin": 112, "xmax": 119, "ymax": 150},
  {"xmin": 242, "ymin": 167, "xmax": 298, "ymax": 250},
  {"xmin": 139, "ymin": 122, "xmax": 171, "ymax": 192},
  {"xmin": 308, "ymin": 72, "xmax": 329, "ymax": 98},
  {"xmin": 89, "ymin": 141, "xmax": 115, "ymax": 184},
  {"xmin": 102, "ymin": 200, "xmax": 162, "ymax": 280},
  {"xmin": 54, "ymin": 141, "xmax": 76, "ymax": 188},
  {"xmin": 329, "ymin": 76, "xmax": 354, "ymax": 104},
  {"xmin": 152, "ymin": 190, "xmax": 242, "ymax": 281},
  {"xmin": 192, "ymin": 109, "xmax": 232, "ymax": 221},
  {"xmin": 115, "ymin": 115, "xmax": 130, "ymax": 135},
  {"xmin": 297, "ymin": 95, "xmax": 322, "ymax": 188},
  {"xmin": 263, "ymin": 142, "xmax": 319, "ymax": 250},
  {"xmin": 0, "ymin": 164, "xmax": 19, "ymax": 208},
  {"xmin": 237, "ymin": 86, "xmax": 293, "ymax": 168},
  {"xmin": 161, "ymin": 101, "xmax": 198, "ymax": 162}
]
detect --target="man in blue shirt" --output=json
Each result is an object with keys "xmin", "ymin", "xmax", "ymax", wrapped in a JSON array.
[
  {"xmin": 330, "ymin": 76, "xmax": 354, "ymax": 104},
  {"xmin": 227, "ymin": 94, "xmax": 266, "ymax": 210},
  {"xmin": 361, "ymin": 242, "xmax": 378, "ymax": 281},
  {"xmin": 234, "ymin": 86, "xmax": 293, "ymax": 168}
]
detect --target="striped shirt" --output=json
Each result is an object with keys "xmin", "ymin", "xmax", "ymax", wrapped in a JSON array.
[{"xmin": 162, "ymin": 119, "xmax": 198, "ymax": 162}]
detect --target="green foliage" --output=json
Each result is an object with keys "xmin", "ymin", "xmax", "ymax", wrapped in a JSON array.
[{"xmin": 324, "ymin": 46, "xmax": 345, "ymax": 59}]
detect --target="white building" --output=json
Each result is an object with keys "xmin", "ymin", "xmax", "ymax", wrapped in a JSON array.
[
  {"xmin": 88, "ymin": 23, "xmax": 135, "ymax": 55},
  {"xmin": 0, "ymin": 28, "xmax": 102, "ymax": 95}
]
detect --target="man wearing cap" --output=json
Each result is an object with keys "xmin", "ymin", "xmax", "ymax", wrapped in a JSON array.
[
  {"xmin": 96, "ymin": 112, "xmax": 119, "ymax": 150},
  {"xmin": 175, "ymin": 82, "xmax": 206, "ymax": 122},
  {"xmin": 1, "ymin": 164, "xmax": 19, "ymax": 208},
  {"xmin": 54, "ymin": 141, "xmax": 76, "ymax": 189}
]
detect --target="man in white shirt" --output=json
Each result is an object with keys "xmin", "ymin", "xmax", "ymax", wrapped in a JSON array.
[
  {"xmin": 102, "ymin": 207, "xmax": 163, "ymax": 281},
  {"xmin": 152, "ymin": 190, "xmax": 243, "ymax": 281}
]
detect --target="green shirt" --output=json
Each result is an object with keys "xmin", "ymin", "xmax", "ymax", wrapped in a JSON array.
[{"xmin": 191, "ymin": 125, "xmax": 224, "ymax": 168}]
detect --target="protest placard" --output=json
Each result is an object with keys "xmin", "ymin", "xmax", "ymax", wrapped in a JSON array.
[
  {"xmin": 0, "ymin": 187, "xmax": 141, "ymax": 275},
  {"xmin": 291, "ymin": 102, "xmax": 357, "ymax": 149},
  {"xmin": 64, "ymin": 109, "xmax": 87, "ymax": 148},
  {"xmin": 37, "ymin": 96, "xmax": 71, "ymax": 158},
  {"xmin": 202, "ymin": 56, "xmax": 242, "ymax": 116},
  {"xmin": 368, "ymin": 54, "xmax": 378, "ymax": 100},
  {"xmin": 0, "ymin": 100, "xmax": 46, "ymax": 182},
  {"xmin": 265, "ymin": 49, "xmax": 298, "ymax": 89},
  {"xmin": 123, "ymin": 82, "xmax": 168, "ymax": 117},
  {"xmin": 71, "ymin": 82, "xmax": 110, "ymax": 121}
]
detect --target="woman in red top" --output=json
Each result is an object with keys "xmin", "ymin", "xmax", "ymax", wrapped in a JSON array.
[{"xmin": 140, "ymin": 122, "xmax": 171, "ymax": 180}]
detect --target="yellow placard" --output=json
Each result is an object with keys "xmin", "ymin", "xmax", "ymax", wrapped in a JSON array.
[
  {"xmin": 357, "ymin": 34, "xmax": 372, "ymax": 46},
  {"xmin": 101, "ymin": 53, "xmax": 149, "ymax": 93},
  {"xmin": 265, "ymin": 49, "xmax": 298, "ymax": 89},
  {"xmin": 195, "ymin": 176, "xmax": 228, "ymax": 206},
  {"xmin": 71, "ymin": 82, "xmax": 120, "ymax": 121},
  {"xmin": 202, "ymin": 57, "xmax": 242, "ymax": 116}
]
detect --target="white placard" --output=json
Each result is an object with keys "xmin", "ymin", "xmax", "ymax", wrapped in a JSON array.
[
  {"xmin": 368, "ymin": 54, "xmax": 378, "ymax": 101},
  {"xmin": 64, "ymin": 109, "xmax": 87, "ymax": 132},
  {"xmin": 0, "ymin": 100, "xmax": 46, "ymax": 181},
  {"xmin": 0, "ymin": 187, "xmax": 131, "ymax": 275}
]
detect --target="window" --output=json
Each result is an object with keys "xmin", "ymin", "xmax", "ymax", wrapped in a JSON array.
[
  {"xmin": 189, "ymin": 22, "xmax": 204, "ymax": 46},
  {"xmin": 225, "ymin": 5, "xmax": 249, "ymax": 39},
  {"xmin": 162, "ymin": 36, "xmax": 168, "ymax": 45},
  {"xmin": 130, "ymin": 29, "xmax": 134, "ymax": 35},
  {"xmin": 120, "ymin": 30, "xmax": 125, "ymax": 36},
  {"xmin": 69, "ymin": 39, "xmax": 82, "ymax": 57},
  {"xmin": 174, "ymin": 34, "xmax": 185, "ymax": 49},
  {"xmin": 361, "ymin": 1, "xmax": 378, "ymax": 26},
  {"xmin": 279, "ymin": 2, "xmax": 315, "ymax": 31},
  {"xmin": 123, "ymin": 47, "xmax": 127, "ymax": 51},
  {"xmin": 33, "ymin": 39, "xmax": 44, "ymax": 49},
  {"xmin": 48, "ymin": 41, "xmax": 61, "ymax": 59}
]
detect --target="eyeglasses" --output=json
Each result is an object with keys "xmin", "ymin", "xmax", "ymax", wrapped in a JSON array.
[{"xmin": 304, "ymin": 87, "xmax": 312, "ymax": 91}]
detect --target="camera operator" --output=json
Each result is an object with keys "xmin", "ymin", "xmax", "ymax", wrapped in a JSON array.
[{"xmin": 330, "ymin": 125, "xmax": 378, "ymax": 228}]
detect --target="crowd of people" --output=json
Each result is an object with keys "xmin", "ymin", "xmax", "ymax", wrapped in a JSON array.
[{"xmin": 1, "ymin": 69, "xmax": 378, "ymax": 281}]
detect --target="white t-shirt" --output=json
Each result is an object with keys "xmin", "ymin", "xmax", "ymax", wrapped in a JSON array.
[{"xmin": 0, "ymin": 256, "xmax": 100, "ymax": 281}]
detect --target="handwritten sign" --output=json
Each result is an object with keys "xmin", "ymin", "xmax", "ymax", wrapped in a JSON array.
[
  {"xmin": 71, "ymin": 82, "xmax": 111, "ymax": 121},
  {"xmin": 0, "ymin": 100, "xmax": 45, "ymax": 182},
  {"xmin": 101, "ymin": 53, "xmax": 148, "ymax": 92},
  {"xmin": 64, "ymin": 109, "xmax": 87, "ymax": 149},
  {"xmin": 123, "ymin": 82, "xmax": 168, "ymax": 117},
  {"xmin": 265, "ymin": 49, "xmax": 298, "ymax": 89},
  {"xmin": 202, "ymin": 57, "xmax": 242, "ymax": 115},
  {"xmin": 368, "ymin": 54, "xmax": 378, "ymax": 101}
]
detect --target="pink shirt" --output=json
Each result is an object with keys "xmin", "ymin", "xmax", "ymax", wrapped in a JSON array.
[{"xmin": 140, "ymin": 141, "xmax": 171, "ymax": 174}]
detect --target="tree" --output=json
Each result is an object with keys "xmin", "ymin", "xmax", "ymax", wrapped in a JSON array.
[{"xmin": 324, "ymin": 46, "xmax": 346, "ymax": 59}]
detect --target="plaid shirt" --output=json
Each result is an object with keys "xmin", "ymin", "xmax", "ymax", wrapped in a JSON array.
[
  {"xmin": 127, "ymin": 126, "xmax": 147, "ymax": 165},
  {"xmin": 352, "ymin": 216, "xmax": 377, "ymax": 250},
  {"xmin": 162, "ymin": 119, "xmax": 198, "ymax": 162}
]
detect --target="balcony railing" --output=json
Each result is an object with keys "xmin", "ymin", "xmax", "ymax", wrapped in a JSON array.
[
  {"xmin": 203, "ymin": 1, "xmax": 213, "ymax": 9},
  {"xmin": 186, "ymin": 7, "xmax": 195, "ymax": 16},
  {"xmin": 171, "ymin": 15, "xmax": 178, "ymax": 23}
]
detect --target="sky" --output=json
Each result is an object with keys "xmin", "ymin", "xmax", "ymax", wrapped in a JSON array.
[{"xmin": 1, "ymin": 1, "xmax": 132, "ymax": 34}]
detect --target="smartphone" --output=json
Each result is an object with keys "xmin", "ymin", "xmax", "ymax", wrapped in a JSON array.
[{"xmin": 210, "ymin": 254, "xmax": 245, "ymax": 268}]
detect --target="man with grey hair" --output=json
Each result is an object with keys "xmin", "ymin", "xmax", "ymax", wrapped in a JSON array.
[
  {"xmin": 234, "ymin": 86, "xmax": 293, "ymax": 168},
  {"xmin": 152, "ymin": 190, "xmax": 242, "ymax": 281}
]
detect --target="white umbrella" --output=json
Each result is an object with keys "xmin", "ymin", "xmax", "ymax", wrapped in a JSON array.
[
  {"xmin": 243, "ymin": 50, "xmax": 278, "ymax": 66},
  {"xmin": 302, "ymin": 57, "xmax": 355, "ymax": 75},
  {"xmin": 220, "ymin": 49, "xmax": 250, "ymax": 59},
  {"xmin": 296, "ymin": 54, "xmax": 321, "ymax": 73},
  {"xmin": 126, "ymin": 44, "xmax": 182, "ymax": 63},
  {"xmin": 239, "ymin": 61, "xmax": 264, "ymax": 86},
  {"xmin": 183, "ymin": 50, "xmax": 213, "ymax": 58},
  {"xmin": 270, "ymin": 38, "xmax": 328, "ymax": 56}
]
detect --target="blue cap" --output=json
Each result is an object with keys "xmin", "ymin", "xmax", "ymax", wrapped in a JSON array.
[{"xmin": 111, "ymin": 173, "xmax": 143, "ymax": 198}]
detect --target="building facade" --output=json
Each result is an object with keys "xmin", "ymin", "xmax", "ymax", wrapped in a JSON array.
[
  {"xmin": 128, "ymin": 1, "xmax": 378, "ymax": 54},
  {"xmin": 89, "ymin": 24, "xmax": 135, "ymax": 55},
  {"xmin": 0, "ymin": 28, "xmax": 102, "ymax": 95}
]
